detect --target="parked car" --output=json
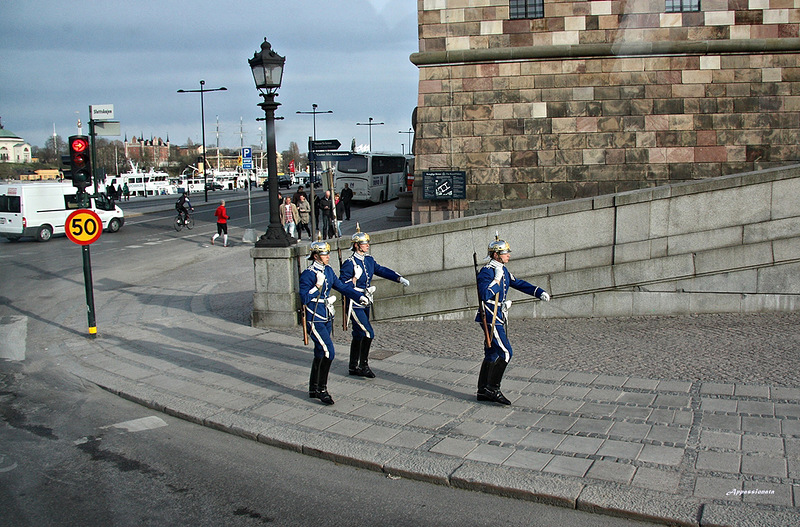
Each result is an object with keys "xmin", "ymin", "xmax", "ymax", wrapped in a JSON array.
[
  {"xmin": 205, "ymin": 182, "xmax": 223, "ymax": 191},
  {"xmin": 278, "ymin": 174, "xmax": 293, "ymax": 189}
]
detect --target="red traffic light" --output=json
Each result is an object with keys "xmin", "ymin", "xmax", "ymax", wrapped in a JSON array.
[
  {"xmin": 71, "ymin": 137, "xmax": 89, "ymax": 153},
  {"xmin": 72, "ymin": 152, "xmax": 89, "ymax": 168}
]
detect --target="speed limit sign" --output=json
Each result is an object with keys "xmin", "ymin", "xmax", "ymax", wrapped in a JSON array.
[{"xmin": 66, "ymin": 209, "xmax": 103, "ymax": 245}]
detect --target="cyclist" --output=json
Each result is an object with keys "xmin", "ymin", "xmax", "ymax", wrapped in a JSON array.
[{"xmin": 175, "ymin": 192, "xmax": 193, "ymax": 225}]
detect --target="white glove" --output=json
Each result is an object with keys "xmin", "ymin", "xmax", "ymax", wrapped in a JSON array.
[
  {"xmin": 353, "ymin": 265, "xmax": 363, "ymax": 280},
  {"xmin": 366, "ymin": 285, "xmax": 376, "ymax": 294},
  {"xmin": 493, "ymin": 265, "xmax": 504, "ymax": 283},
  {"xmin": 326, "ymin": 295, "xmax": 337, "ymax": 306},
  {"xmin": 540, "ymin": 292, "xmax": 551, "ymax": 302},
  {"xmin": 358, "ymin": 295, "xmax": 371, "ymax": 306},
  {"xmin": 315, "ymin": 271, "xmax": 325, "ymax": 288},
  {"xmin": 399, "ymin": 277, "xmax": 410, "ymax": 287},
  {"xmin": 503, "ymin": 300, "xmax": 512, "ymax": 311}
]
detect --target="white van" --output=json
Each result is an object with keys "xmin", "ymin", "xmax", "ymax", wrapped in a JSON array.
[{"xmin": 0, "ymin": 182, "xmax": 125, "ymax": 242}]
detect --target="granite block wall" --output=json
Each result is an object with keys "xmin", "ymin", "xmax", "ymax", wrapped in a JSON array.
[
  {"xmin": 410, "ymin": 0, "xmax": 800, "ymax": 223},
  {"xmin": 251, "ymin": 166, "xmax": 800, "ymax": 327}
]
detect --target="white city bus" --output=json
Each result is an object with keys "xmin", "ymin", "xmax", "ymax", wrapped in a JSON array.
[{"xmin": 333, "ymin": 153, "xmax": 413, "ymax": 203}]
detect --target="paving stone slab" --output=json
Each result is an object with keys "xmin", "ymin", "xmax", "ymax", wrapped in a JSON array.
[
  {"xmin": 451, "ymin": 461, "xmax": 585, "ymax": 507},
  {"xmin": 577, "ymin": 484, "xmax": 701, "ymax": 526},
  {"xmin": 585, "ymin": 460, "xmax": 637, "ymax": 485},
  {"xmin": 503, "ymin": 449, "xmax": 554, "ymax": 471},
  {"xmin": 382, "ymin": 450, "xmax": 463, "ymax": 486},
  {"xmin": 700, "ymin": 503, "xmax": 800, "ymax": 527},
  {"xmin": 543, "ymin": 455, "xmax": 594, "ymax": 477}
]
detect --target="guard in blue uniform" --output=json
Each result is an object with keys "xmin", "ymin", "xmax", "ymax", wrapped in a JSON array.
[
  {"xmin": 475, "ymin": 235, "xmax": 550, "ymax": 405},
  {"xmin": 339, "ymin": 226, "xmax": 410, "ymax": 378},
  {"xmin": 300, "ymin": 239, "xmax": 369, "ymax": 405}
]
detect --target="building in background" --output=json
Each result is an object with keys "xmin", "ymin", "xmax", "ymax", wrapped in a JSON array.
[
  {"xmin": 0, "ymin": 122, "xmax": 32, "ymax": 163},
  {"xmin": 410, "ymin": 0, "xmax": 800, "ymax": 223},
  {"xmin": 124, "ymin": 135, "xmax": 170, "ymax": 168}
]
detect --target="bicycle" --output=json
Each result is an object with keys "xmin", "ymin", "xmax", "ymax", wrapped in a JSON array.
[{"xmin": 174, "ymin": 211, "xmax": 195, "ymax": 231}]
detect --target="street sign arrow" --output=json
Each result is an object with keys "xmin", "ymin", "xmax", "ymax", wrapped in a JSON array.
[
  {"xmin": 308, "ymin": 151, "xmax": 352, "ymax": 162},
  {"xmin": 310, "ymin": 139, "xmax": 341, "ymax": 151}
]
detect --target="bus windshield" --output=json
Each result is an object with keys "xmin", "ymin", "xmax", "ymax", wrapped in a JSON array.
[{"xmin": 336, "ymin": 155, "xmax": 368, "ymax": 174}]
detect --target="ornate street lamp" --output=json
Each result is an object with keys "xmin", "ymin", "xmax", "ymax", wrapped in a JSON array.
[{"xmin": 249, "ymin": 38, "xmax": 293, "ymax": 247}]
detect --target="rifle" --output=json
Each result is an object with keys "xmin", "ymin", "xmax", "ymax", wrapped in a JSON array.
[
  {"xmin": 473, "ymin": 252, "xmax": 492, "ymax": 348},
  {"xmin": 337, "ymin": 242, "xmax": 349, "ymax": 331},
  {"xmin": 296, "ymin": 252, "xmax": 308, "ymax": 345}
]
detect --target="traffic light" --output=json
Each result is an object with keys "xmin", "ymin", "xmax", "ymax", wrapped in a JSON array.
[
  {"xmin": 69, "ymin": 135, "xmax": 91, "ymax": 192},
  {"xmin": 60, "ymin": 154, "xmax": 72, "ymax": 181}
]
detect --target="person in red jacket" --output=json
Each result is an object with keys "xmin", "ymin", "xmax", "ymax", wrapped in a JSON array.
[{"xmin": 211, "ymin": 200, "xmax": 230, "ymax": 247}]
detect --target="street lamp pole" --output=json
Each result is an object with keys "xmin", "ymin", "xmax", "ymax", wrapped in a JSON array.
[
  {"xmin": 399, "ymin": 127, "xmax": 414, "ymax": 154},
  {"xmin": 250, "ymin": 38, "xmax": 293, "ymax": 247},
  {"xmin": 177, "ymin": 80, "xmax": 227, "ymax": 202},
  {"xmin": 296, "ymin": 104, "xmax": 332, "ymax": 233},
  {"xmin": 356, "ymin": 117, "xmax": 384, "ymax": 152}
]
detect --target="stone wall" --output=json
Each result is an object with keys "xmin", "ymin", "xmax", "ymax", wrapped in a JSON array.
[
  {"xmin": 251, "ymin": 165, "xmax": 800, "ymax": 328},
  {"xmin": 410, "ymin": 0, "xmax": 800, "ymax": 223}
]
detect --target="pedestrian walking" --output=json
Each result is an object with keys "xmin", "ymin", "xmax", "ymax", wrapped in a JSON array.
[
  {"xmin": 341, "ymin": 183, "xmax": 354, "ymax": 220},
  {"xmin": 334, "ymin": 193, "xmax": 344, "ymax": 236},
  {"xmin": 296, "ymin": 195, "xmax": 312, "ymax": 240},
  {"xmin": 122, "ymin": 183, "xmax": 130, "ymax": 201},
  {"xmin": 292, "ymin": 185, "xmax": 307, "ymax": 206},
  {"xmin": 211, "ymin": 200, "xmax": 230, "ymax": 246},
  {"xmin": 318, "ymin": 190, "xmax": 334, "ymax": 239},
  {"xmin": 339, "ymin": 226, "xmax": 410, "ymax": 378},
  {"xmin": 280, "ymin": 196, "xmax": 299, "ymax": 239},
  {"xmin": 300, "ymin": 239, "xmax": 370, "ymax": 405},
  {"xmin": 475, "ymin": 234, "xmax": 550, "ymax": 405}
]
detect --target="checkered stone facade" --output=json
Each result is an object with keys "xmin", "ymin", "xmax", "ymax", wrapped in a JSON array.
[{"xmin": 410, "ymin": 0, "xmax": 800, "ymax": 223}]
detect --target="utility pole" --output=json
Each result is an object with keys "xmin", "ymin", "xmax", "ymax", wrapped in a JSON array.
[{"xmin": 356, "ymin": 117, "xmax": 384, "ymax": 152}]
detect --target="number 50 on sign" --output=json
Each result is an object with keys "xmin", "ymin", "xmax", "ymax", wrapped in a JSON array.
[{"xmin": 66, "ymin": 209, "xmax": 103, "ymax": 245}]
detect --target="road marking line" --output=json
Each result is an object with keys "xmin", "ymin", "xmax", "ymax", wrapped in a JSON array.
[{"xmin": 101, "ymin": 416, "xmax": 168, "ymax": 433}]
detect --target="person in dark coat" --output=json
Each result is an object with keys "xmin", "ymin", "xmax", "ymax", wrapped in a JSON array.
[{"xmin": 340, "ymin": 183, "xmax": 354, "ymax": 220}]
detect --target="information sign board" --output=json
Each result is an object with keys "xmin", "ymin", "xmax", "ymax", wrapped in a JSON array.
[{"xmin": 422, "ymin": 171, "xmax": 467, "ymax": 200}]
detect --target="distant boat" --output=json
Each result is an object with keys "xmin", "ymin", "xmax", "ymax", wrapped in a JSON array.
[{"xmin": 109, "ymin": 161, "xmax": 176, "ymax": 197}]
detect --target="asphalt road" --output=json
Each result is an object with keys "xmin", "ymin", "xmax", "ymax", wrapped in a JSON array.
[{"xmin": 0, "ymin": 197, "xmax": 654, "ymax": 527}]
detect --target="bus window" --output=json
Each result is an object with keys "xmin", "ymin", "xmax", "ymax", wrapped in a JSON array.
[
  {"xmin": 372, "ymin": 156, "xmax": 405, "ymax": 175},
  {"xmin": 337, "ymin": 156, "xmax": 368, "ymax": 174}
]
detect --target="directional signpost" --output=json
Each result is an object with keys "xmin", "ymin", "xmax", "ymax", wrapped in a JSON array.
[
  {"xmin": 310, "ymin": 139, "xmax": 341, "ymax": 151},
  {"xmin": 308, "ymin": 151, "xmax": 353, "ymax": 162}
]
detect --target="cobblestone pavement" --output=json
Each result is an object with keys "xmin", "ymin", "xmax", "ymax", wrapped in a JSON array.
[{"xmin": 269, "ymin": 312, "xmax": 800, "ymax": 389}]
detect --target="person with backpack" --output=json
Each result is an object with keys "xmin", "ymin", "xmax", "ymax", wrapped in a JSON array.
[{"xmin": 175, "ymin": 192, "xmax": 193, "ymax": 225}]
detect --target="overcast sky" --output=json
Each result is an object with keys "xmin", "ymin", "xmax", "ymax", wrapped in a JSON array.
[{"xmin": 1, "ymin": 0, "xmax": 419, "ymax": 157}]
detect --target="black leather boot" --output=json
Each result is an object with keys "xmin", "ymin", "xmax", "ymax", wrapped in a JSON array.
[
  {"xmin": 485, "ymin": 359, "xmax": 511, "ymax": 405},
  {"xmin": 309, "ymin": 357, "xmax": 321, "ymax": 399},
  {"xmin": 348, "ymin": 338, "xmax": 363, "ymax": 376},
  {"xmin": 358, "ymin": 337, "xmax": 376, "ymax": 378},
  {"xmin": 476, "ymin": 360, "xmax": 492, "ymax": 401},
  {"xmin": 317, "ymin": 357, "xmax": 335, "ymax": 405}
]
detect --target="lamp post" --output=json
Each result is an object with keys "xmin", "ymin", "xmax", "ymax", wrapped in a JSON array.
[
  {"xmin": 399, "ymin": 127, "xmax": 414, "ymax": 154},
  {"xmin": 297, "ymin": 104, "xmax": 332, "ymax": 232},
  {"xmin": 356, "ymin": 117, "xmax": 384, "ymax": 152},
  {"xmin": 250, "ymin": 38, "xmax": 293, "ymax": 247},
  {"xmin": 177, "ymin": 80, "xmax": 227, "ymax": 202}
]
